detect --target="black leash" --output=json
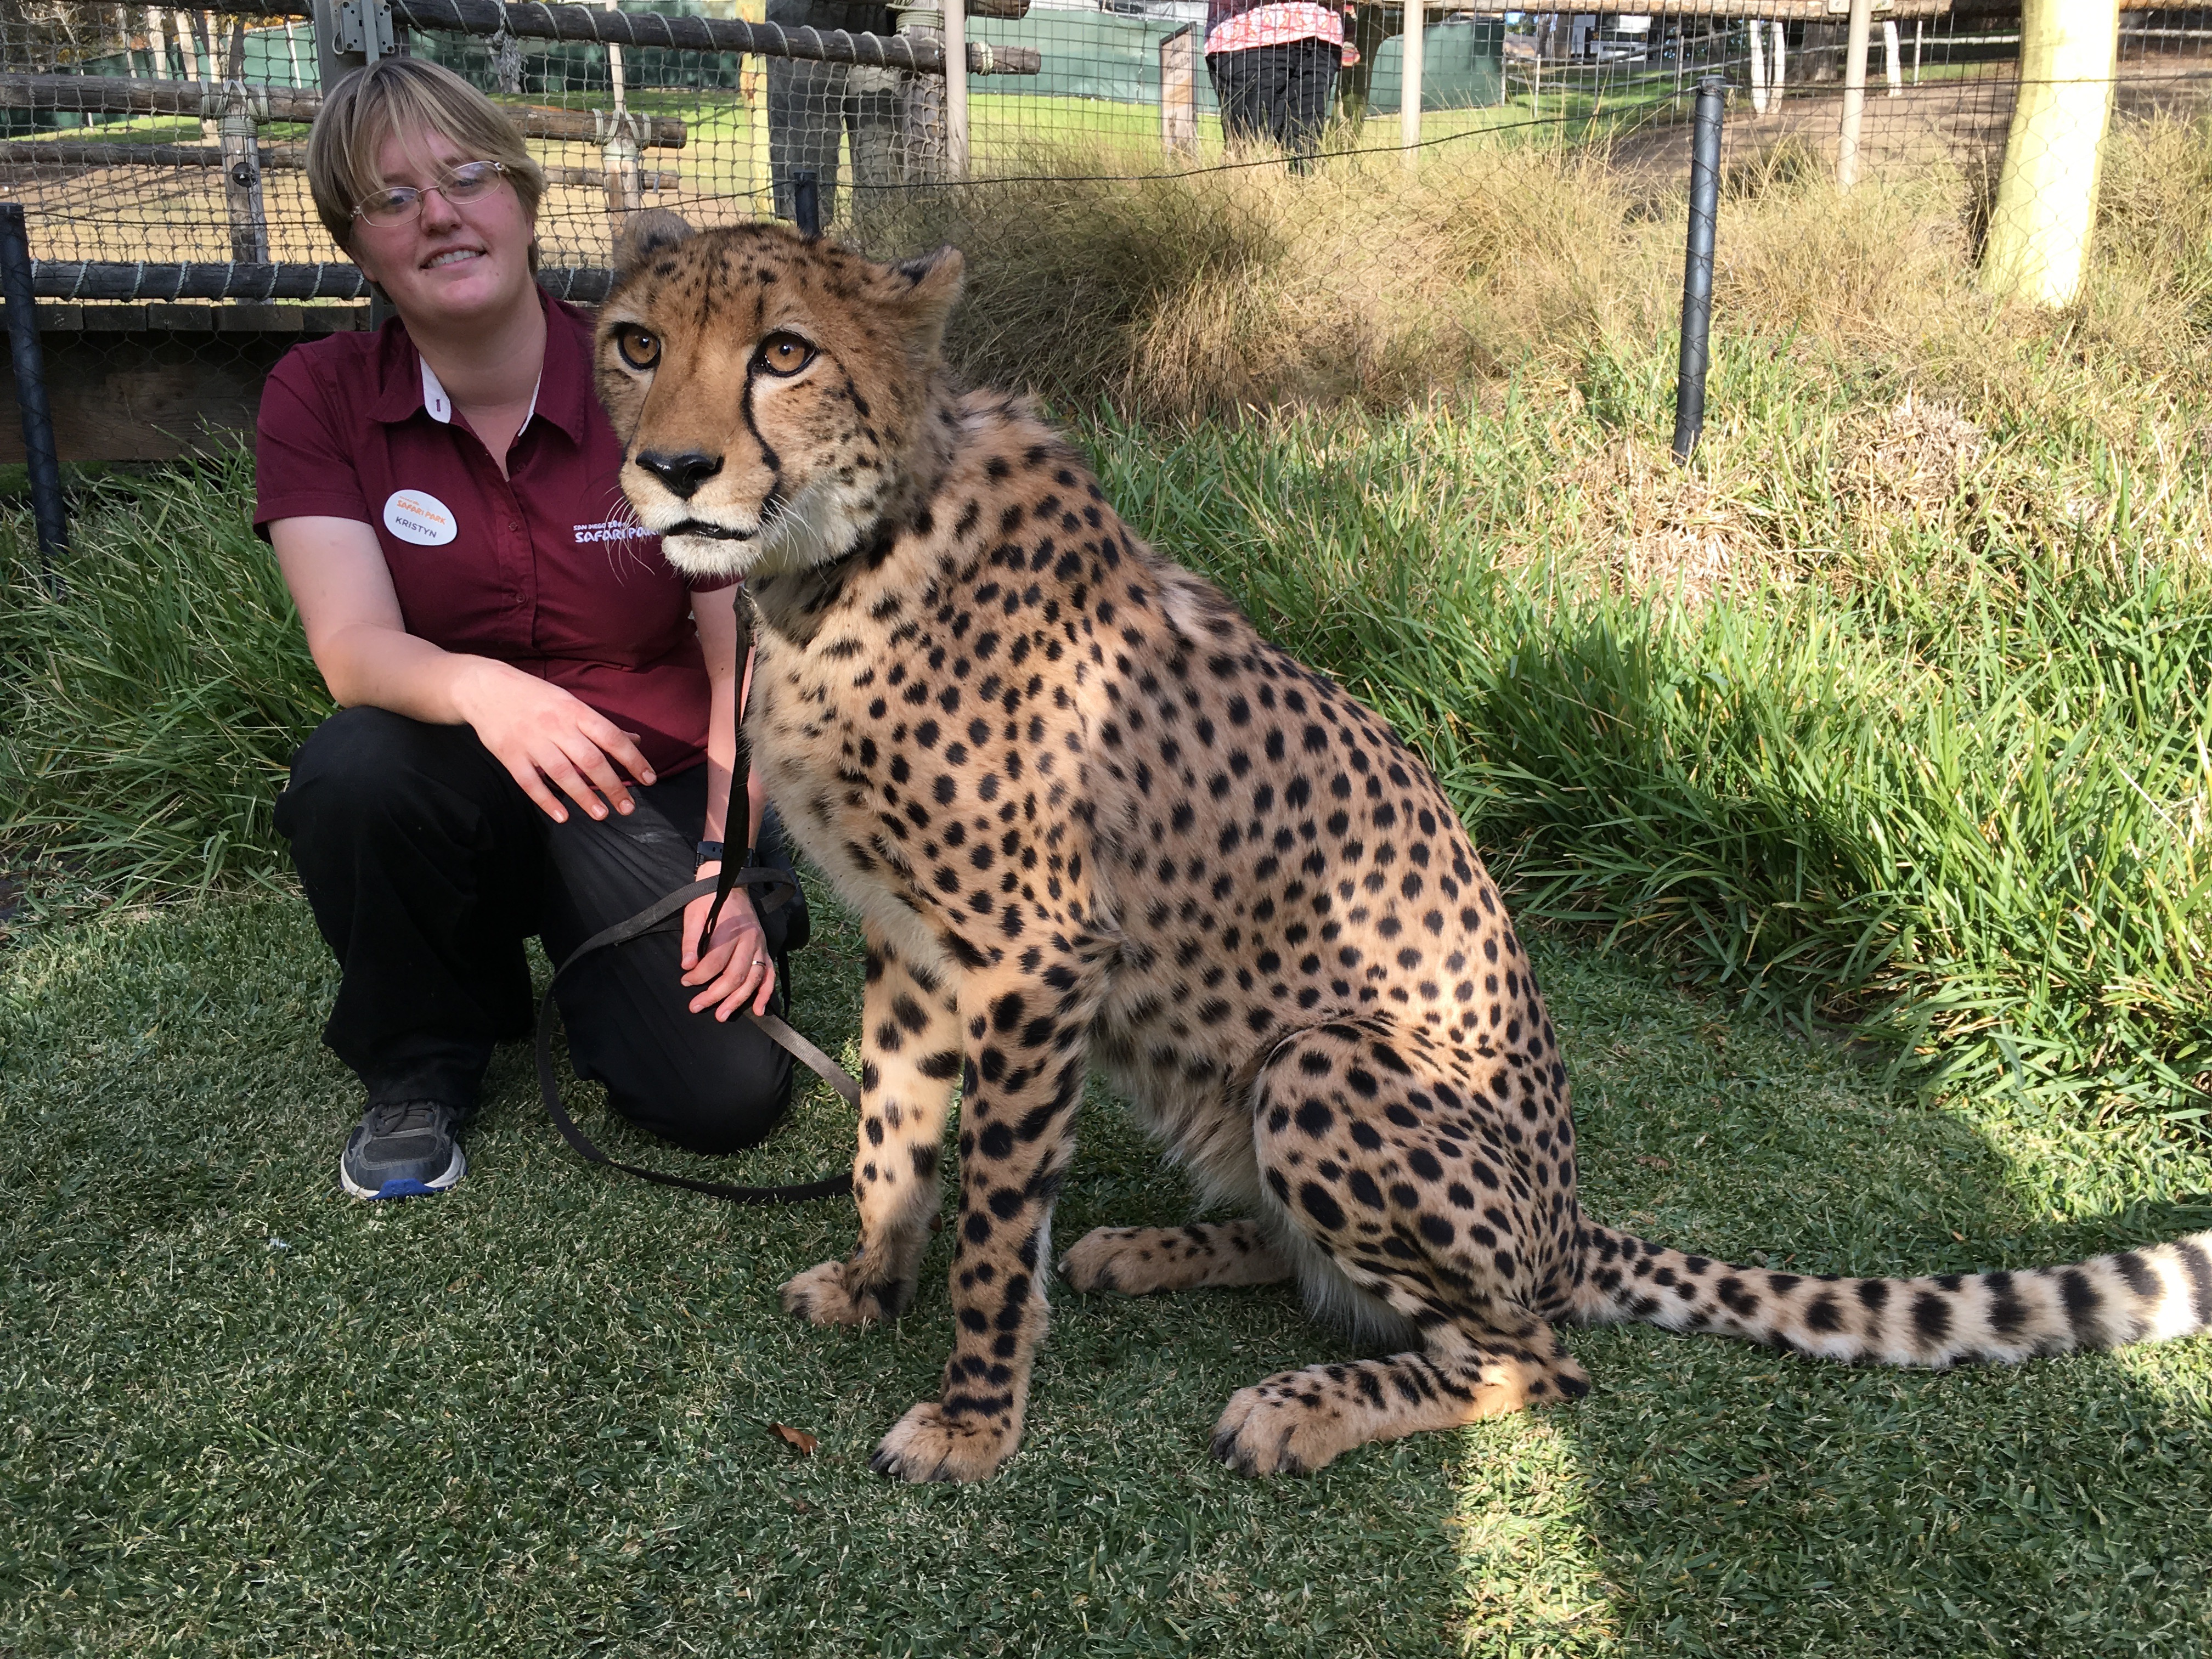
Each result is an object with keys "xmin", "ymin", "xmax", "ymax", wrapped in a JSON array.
[{"xmin": 534, "ymin": 594, "xmax": 855, "ymax": 1206}]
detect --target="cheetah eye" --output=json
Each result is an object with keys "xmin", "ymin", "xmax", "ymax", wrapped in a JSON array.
[
  {"xmin": 615, "ymin": 325, "xmax": 659, "ymax": 372},
  {"xmin": 755, "ymin": 331, "xmax": 815, "ymax": 378}
]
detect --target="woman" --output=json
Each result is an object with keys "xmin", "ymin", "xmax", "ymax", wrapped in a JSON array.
[
  {"xmin": 257, "ymin": 58, "xmax": 803, "ymax": 1200},
  {"xmin": 1204, "ymin": 0, "xmax": 1359, "ymax": 172}
]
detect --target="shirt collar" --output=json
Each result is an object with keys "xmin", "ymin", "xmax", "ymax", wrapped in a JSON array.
[
  {"xmin": 366, "ymin": 285, "xmax": 586, "ymax": 442},
  {"xmin": 417, "ymin": 355, "xmax": 540, "ymax": 432}
]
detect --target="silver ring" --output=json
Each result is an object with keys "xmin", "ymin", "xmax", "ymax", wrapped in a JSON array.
[{"xmin": 752, "ymin": 957, "xmax": 766, "ymax": 966}]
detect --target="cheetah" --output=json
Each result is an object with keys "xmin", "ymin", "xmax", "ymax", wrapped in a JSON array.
[{"xmin": 593, "ymin": 215, "xmax": 2212, "ymax": 1482}]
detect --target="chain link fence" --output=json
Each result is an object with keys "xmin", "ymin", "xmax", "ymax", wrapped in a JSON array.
[{"xmin": 0, "ymin": 0, "xmax": 2205, "ymax": 453}]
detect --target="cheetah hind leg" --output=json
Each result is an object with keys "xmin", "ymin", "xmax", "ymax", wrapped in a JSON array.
[
  {"xmin": 1211, "ymin": 1020, "xmax": 1591, "ymax": 1475},
  {"xmin": 1058, "ymin": 1221, "xmax": 1292, "ymax": 1295},
  {"xmin": 1210, "ymin": 1321, "xmax": 1590, "ymax": 1476}
]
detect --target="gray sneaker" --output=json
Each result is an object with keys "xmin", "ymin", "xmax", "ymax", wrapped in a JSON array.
[{"xmin": 340, "ymin": 1101, "xmax": 466, "ymax": 1200}]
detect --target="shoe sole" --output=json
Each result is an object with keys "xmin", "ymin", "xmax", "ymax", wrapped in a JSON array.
[{"xmin": 341, "ymin": 1142, "xmax": 466, "ymax": 1201}]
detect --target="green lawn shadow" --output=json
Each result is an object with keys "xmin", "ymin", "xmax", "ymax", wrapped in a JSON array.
[{"xmin": 1470, "ymin": 945, "xmax": 2212, "ymax": 1657}]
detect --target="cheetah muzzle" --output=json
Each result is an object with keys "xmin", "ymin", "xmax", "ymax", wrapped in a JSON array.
[{"xmin": 595, "ymin": 218, "xmax": 2212, "ymax": 1483}]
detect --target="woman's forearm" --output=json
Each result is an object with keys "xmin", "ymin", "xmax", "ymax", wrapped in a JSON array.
[{"xmin": 312, "ymin": 618, "xmax": 517, "ymax": 726}]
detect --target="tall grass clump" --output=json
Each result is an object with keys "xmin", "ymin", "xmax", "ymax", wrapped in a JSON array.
[
  {"xmin": 0, "ymin": 452, "xmax": 328, "ymax": 906},
  {"xmin": 1089, "ymin": 404, "xmax": 2212, "ymax": 1125},
  {"xmin": 868, "ymin": 134, "xmax": 1629, "ymax": 417}
]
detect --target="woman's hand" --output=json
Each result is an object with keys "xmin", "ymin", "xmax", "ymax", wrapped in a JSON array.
[
  {"xmin": 452, "ymin": 658, "xmax": 657, "ymax": 823},
  {"xmin": 680, "ymin": 865, "xmax": 777, "ymax": 1020}
]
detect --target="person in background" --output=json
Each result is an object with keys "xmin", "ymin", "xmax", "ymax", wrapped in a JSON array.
[
  {"xmin": 1205, "ymin": 0, "xmax": 1361, "ymax": 172},
  {"xmin": 256, "ymin": 58, "xmax": 805, "ymax": 1201},
  {"xmin": 765, "ymin": 0, "xmax": 905, "ymax": 224}
]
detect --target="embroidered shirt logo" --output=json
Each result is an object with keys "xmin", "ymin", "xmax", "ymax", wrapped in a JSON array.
[
  {"xmin": 573, "ymin": 518, "xmax": 655, "ymax": 545},
  {"xmin": 383, "ymin": 488, "xmax": 458, "ymax": 546}
]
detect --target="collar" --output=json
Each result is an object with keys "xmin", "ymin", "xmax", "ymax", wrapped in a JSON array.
[
  {"xmin": 367, "ymin": 285, "xmax": 591, "ymax": 444},
  {"xmin": 419, "ymin": 356, "xmax": 539, "ymax": 432}
]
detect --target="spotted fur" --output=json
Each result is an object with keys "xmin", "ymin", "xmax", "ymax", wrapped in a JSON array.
[{"xmin": 594, "ymin": 219, "xmax": 2212, "ymax": 1482}]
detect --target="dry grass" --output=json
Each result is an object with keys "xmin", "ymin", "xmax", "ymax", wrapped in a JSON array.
[
  {"xmin": 1567, "ymin": 438, "xmax": 1780, "ymax": 605},
  {"xmin": 877, "ymin": 114, "xmax": 2212, "ymax": 569},
  {"xmin": 872, "ymin": 137, "xmax": 1626, "ymax": 417}
]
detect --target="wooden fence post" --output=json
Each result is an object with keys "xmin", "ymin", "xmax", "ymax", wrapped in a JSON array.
[
  {"xmin": 1835, "ymin": 0, "xmax": 1872, "ymax": 189},
  {"xmin": 898, "ymin": 6, "xmax": 948, "ymax": 184},
  {"xmin": 1159, "ymin": 23, "xmax": 1196, "ymax": 158},
  {"xmin": 218, "ymin": 21, "xmax": 268, "ymax": 262},
  {"xmin": 1400, "ymin": 0, "xmax": 1423, "ymax": 168}
]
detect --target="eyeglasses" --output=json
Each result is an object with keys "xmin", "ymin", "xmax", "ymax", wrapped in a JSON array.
[{"xmin": 351, "ymin": 160, "xmax": 510, "ymax": 229}]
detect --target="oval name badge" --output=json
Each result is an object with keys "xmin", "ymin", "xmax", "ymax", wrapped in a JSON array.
[{"xmin": 383, "ymin": 488, "xmax": 458, "ymax": 547}]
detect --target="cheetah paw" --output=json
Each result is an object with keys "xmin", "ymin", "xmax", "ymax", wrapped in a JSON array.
[
  {"xmin": 1056, "ymin": 1226, "xmax": 1140, "ymax": 1293},
  {"xmin": 778, "ymin": 1259, "xmax": 911, "ymax": 1327},
  {"xmin": 868, "ymin": 1400, "xmax": 1020, "ymax": 1483},
  {"xmin": 1210, "ymin": 1383, "xmax": 1353, "ymax": 1477}
]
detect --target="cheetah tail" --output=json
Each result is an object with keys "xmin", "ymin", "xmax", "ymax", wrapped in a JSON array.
[{"xmin": 1567, "ymin": 1220, "xmax": 2212, "ymax": 1367}]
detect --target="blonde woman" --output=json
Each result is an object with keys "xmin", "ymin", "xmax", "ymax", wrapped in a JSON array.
[{"xmin": 257, "ymin": 58, "xmax": 802, "ymax": 1199}]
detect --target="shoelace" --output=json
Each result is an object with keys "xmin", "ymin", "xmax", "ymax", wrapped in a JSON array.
[{"xmin": 364, "ymin": 1100, "xmax": 448, "ymax": 1139}]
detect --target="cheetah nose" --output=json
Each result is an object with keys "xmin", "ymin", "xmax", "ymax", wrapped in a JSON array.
[{"xmin": 635, "ymin": 448, "xmax": 724, "ymax": 500}]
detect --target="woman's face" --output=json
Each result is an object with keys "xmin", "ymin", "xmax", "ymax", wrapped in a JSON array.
[{"xmin": 347, "ymin": 126, "xmax": 536, "ymax": 329}]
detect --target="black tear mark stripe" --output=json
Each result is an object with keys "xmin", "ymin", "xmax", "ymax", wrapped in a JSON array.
[{"xmin": 742, "ymin": 366, "xmax": 783, "ymax": 482}]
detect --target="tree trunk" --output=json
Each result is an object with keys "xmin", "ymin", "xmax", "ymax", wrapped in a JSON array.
[
  {"xmin": 1982, "ymin": 0, "xmax": 2119, "ymax": 307},
  {"xmin": 1802, "ymin": 21, "xmax": 1842, "ymax": 83}
]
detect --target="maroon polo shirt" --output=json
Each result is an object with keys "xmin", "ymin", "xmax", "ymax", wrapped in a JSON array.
[{"xmin": 254, "ymin": 290, "xmax": 734, "ymax": 778}]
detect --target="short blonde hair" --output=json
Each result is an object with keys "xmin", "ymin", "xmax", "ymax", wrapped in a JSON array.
[{"xmin": 305, "ymin": 57, "xmax": 545, "ymax": 260}]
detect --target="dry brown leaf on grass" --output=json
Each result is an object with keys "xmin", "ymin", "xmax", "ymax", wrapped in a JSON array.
[
  {"xmin": 1556, "ymin": 438, "xmax": 1780, "ymax": 605},
  {"xmin": 1850, "ymin": 392, "xmax": 1985, "ymax": 522},
  {"xmin": 769, "ymin": 1422, "xmax": 819, "ymax": 1455}
]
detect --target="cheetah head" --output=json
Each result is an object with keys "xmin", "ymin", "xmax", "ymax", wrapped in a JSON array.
[{"xmin": 594, "ymin": 212, "xmax": 964, "ymax": 579}]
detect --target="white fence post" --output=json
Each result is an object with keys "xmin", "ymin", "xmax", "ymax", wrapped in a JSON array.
[
  {"xmin": 1400, "ymin": 0, "xmax": 1423, "ymax": 168},
  {"xmin": 1836, "ymin": 0, "xmax": 1872, "ymax": 189},
  {"xmin": 943, "ymin": 0, "xmax": 968, "ymax": 177}
]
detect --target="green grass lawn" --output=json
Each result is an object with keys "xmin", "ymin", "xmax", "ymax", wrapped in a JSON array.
[
  {"xmin": 6, "ymin": 111, "xmax": 2212, "ymax": 1651},
  {"xmin": 5, "ymin": 873, "xmax": 2209, "ymax": 1656}
]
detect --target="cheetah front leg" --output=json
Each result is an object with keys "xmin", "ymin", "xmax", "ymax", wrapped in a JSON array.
[
  {"xmin": 780, "ymin": 936, "xmax": 960, "ymax": 1327},
  {"xmin": 869, "ymin": 959, "xmax": 1104, "ymax": 1483}
]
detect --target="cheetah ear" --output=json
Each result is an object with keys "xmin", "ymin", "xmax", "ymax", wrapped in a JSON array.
[
  {"xmin": 883, "ymin": 244, "xmax": 964, "ymax": 361},
  {"xmin": 611, "ymin": 208, "xmax": 695, "ymax": 281}
]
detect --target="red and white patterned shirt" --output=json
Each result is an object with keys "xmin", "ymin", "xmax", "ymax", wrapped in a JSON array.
[{"xmin": 1204, "ymin": 2, "xmax": 1346, "ymax": 55}]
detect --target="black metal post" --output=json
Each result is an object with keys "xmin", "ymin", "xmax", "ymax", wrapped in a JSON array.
[
  {"xmin": 1671, "ymin": 75, "xmax": 1725, "ymax": 464},
  {"xmin": 0, "ymin": 202, "xmax": 67, "ymax": 585},
  {"xmin": 792, "ymin": 169, "xmax": 821, "ymax": 238}
]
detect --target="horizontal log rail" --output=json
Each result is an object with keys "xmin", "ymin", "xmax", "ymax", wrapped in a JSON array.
[
  {"xmin": 0, "ymin": 139, "xmax": 679, "ymax": 189},
  {"xmin": 201, "ymin": 0, "xmax": 1042, "ymax": 75},
  {"xmin": 1464, "ymin": 0, "xmax": 1960, "ymax": 13},
  {"xmin": 26, "ymin": 259, "xmax": 614, "ymax": 304},
  {"xmin": 0, "ymin": 73, "xmax": 689, "ymax": 147}
]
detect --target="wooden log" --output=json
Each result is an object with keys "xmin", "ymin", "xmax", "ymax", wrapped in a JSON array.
[
  {"xmin": 23, "ymin": 260, "xmax": 615, "ymax": 304},
  {"xmin": 1159, "ymin": 24, "xmax": 1197, "ymax": 157},
  {"xmin": 0, "ymin": 142, "xmax": 676, "ymax": 189},
  {"xmin": 29, "ymin": 261, "xmax": 373, "ymax": 301},
  {"xmin": 1982, "ymin": 0, "xmax": 2119, "ymax": 305},
  {"xmin": 199, "ymin": 0, "xmax": 1043, "ymax": 75},
  {"xmin": 0, "ymin": 325, "xmax": 306, "ymax": 463},
  {"xmin": 1460, "ymin": 0, "xmax": 1962, "ymax": 15},
  {"xmin": 0, "ymin": 72, "xmax": 690, "ymax": 148}
]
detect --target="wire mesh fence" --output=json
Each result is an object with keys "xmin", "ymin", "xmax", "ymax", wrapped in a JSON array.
[{"xmin": 0, "ymin": 0, "xmax": 2205, "ymax": 448}]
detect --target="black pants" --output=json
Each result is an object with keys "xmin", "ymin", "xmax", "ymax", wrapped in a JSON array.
[
  {"xmin": 765, "ymin": 0, "xmax": 903, "ymax": 224},
  {"xmin": 1208, "ymin": 37, "xmax": 1340, "ymax": 172},
  {"xmin": 274, "ymin": 707, "xmax": 804, "ymax": 1154}
]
